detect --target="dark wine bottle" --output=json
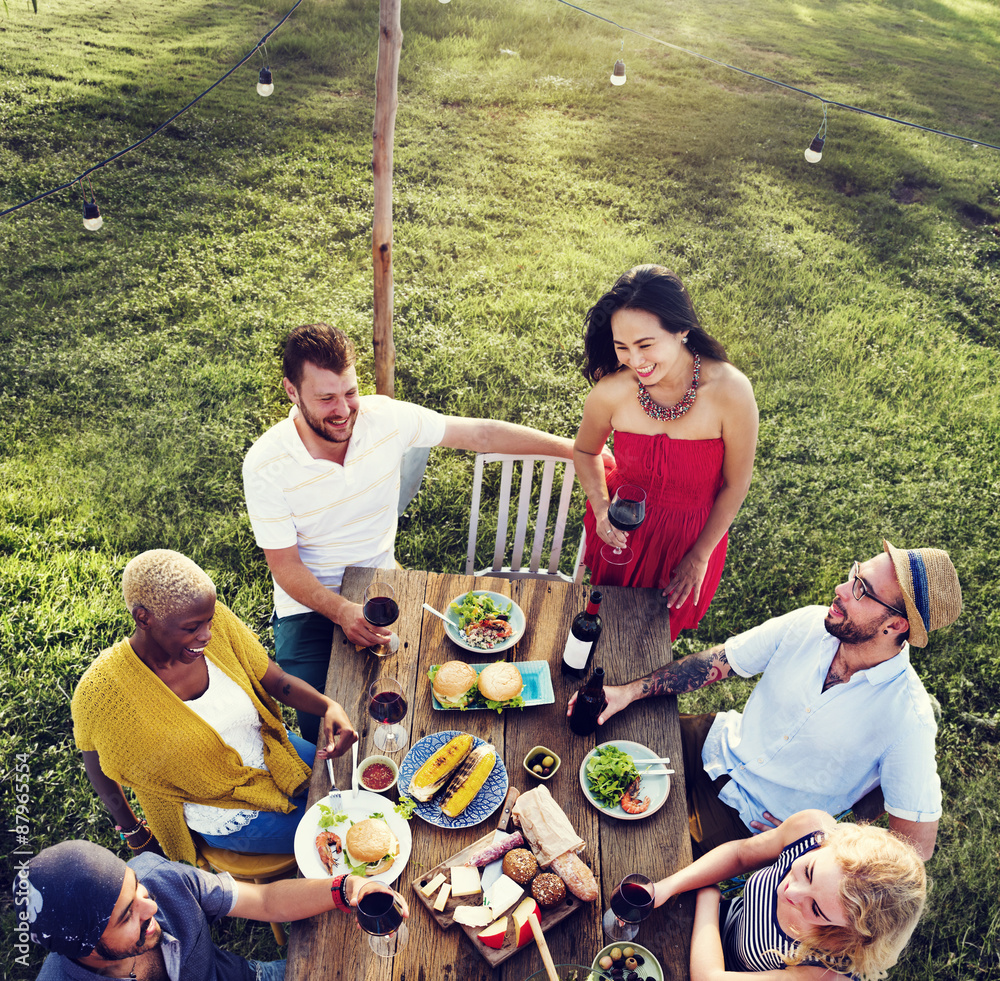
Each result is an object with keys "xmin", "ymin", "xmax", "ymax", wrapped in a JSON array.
[
  {"xmin": 569, "ymin": 666, "xmax": 607, "ymax": 736},
  {"xmin": 561, "ymin": 590, "xmax": 603, "ymax": 678}
]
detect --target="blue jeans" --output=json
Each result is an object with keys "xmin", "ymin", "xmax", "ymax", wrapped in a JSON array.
[
  {"xmin": 198, "ymin": 731, "xmax": 316, "ymax": 854},
  {"xmin": 271, "ymin": 611, "xmax": 335, "ymax": 745},
  {"xmin": 247, "ymin": 959, "xmax": 286, "ymax": 981}
]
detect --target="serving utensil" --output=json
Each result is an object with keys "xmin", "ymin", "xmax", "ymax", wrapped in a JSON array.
[{"xmin": 421, "ymin": 602, "xmax": 455, "ymax": 625}]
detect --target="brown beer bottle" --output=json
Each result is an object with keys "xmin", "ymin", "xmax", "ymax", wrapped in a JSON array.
[{"xmin": 569, "ymin": 666, "xmax": 607, "ymax": 736}]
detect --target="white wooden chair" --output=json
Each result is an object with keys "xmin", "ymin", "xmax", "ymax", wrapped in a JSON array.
[{"xmin": 465, "ymin": 453, "xmax": 586, "ymax": 583}]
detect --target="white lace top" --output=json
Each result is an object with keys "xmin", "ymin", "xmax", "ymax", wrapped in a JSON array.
[{"xmin": 182, "ymin": 657, "xmax": 263, "ymax": 836}]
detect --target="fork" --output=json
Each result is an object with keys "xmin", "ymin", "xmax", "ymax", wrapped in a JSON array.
[{"xmin": 326, "ymin": 758, "xmax": 341, "ymax": 808}]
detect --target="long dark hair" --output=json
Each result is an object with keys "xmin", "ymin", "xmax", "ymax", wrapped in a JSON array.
[{"xmin": 582, "ymin": 265, "xmax": 730, "ymax": 383}]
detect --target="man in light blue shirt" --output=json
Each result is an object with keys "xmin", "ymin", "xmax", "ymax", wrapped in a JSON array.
[{"xmin": 571, "ymin": 541, "xmax": 961, "ymax": 860}]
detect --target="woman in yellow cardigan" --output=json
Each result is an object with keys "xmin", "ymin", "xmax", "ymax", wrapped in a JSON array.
[{"xmin": 72, "ymin": 549, "xmax": 358, "ymax": 864}]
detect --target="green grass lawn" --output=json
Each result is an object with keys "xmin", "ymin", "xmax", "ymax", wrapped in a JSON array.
[{"xmin": 2, "ymin": 1, "xmax": 998, "ymax": 978}]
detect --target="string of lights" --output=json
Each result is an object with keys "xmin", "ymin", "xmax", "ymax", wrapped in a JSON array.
[
  {"xmin": 554, "ymin": 0, "xmax": 1000, "ymax": 155},
  {"xmin": 0, "ymin": 0, "xmax": 303, "ymax": 223},
  {"xmin": 2, "ymin": 0, "xmax": 997, "ymax": 228}
]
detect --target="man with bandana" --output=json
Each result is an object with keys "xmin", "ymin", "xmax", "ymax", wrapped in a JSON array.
[
  {"xmin": 15, "ymin": 839, "xmax": 405, "ymax": 981},
  {"xmin": 567, "ymin": 542, "xmax": 962, "ymax": 862}
]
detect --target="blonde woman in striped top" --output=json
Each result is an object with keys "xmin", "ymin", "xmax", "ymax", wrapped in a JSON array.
[{"xmin": 653, "ymin": 809, "xmax": 926, "ymax": 981}]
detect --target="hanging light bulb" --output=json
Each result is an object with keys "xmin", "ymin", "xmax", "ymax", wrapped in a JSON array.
[
  {"xmin": 804, "ymin": 135, "xmax": 825, "ymax": 163},
  {"xmin": 82, "ymin": 200, "xmax": 103, "ymax": 231},
  {"xmin": 610, "ymin": 59, "xmax": 626, "ymax": 86},
  {"xmin": 257, "ymin": 67, "xmax": 274, "ymax": 97}
]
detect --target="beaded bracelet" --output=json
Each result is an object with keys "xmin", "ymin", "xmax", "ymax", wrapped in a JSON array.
[
  {"xmin": 115, "ymin": 819, "xmax": 147, "ymax": 841},
  {"xmin": 125, "ymin": 827, "xmax": 154, "ymax": 851}
]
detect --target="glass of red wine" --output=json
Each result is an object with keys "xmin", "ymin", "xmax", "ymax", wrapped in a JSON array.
[
  {"xmin": 368, "ymin": 678, "xmax": 408, "ymax": 753},
  {"xmin": 355, "ymin": 881, "xmax": 408, "ymax": 957},
  {"xmin": 363, "ymin": 580, "xmax": 400, "ymax": 657},
  {"xmin": 601, "ymin": 484, "xmax": 647, "ymax": 565},
  {"xmin": 603, "ymin": 872, "xmax": 655, "ymax": 941}
]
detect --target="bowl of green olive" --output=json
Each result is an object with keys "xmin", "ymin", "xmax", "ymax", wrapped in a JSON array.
[{"xmin": 523, "ymin": 745, "xmax": 561, "ymax": 781}]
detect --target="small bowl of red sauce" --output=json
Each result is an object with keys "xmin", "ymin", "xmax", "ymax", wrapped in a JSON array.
[{"xmin": 358, "ymin": 754, "xmax": 399, "ymax": 793}]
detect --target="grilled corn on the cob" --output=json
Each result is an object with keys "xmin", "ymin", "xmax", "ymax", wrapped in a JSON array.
[
  {"xmin": 440, "ymin": 743, "xmax": 497, "ymax": 817},
  {"xmin": 408, "ymin": 732, "xmax": 475, "ymax": 801}
]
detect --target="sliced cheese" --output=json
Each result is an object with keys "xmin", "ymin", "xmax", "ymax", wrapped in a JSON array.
[
  {"xmin": 453, "ymin": 905, "xmax": 495, "ymax": 928},
  {"xmin": 486, "ymin": 874, "xmax": 524, "ymax": 918},
  {"xmin": 420, "ymin": 872, "xmax": 447, "ymax": 897},
  {"xmin": 450, "ymin": 865, "xmax": 482, "ymax": 897},
  {"xmin": 433, "ymin": 882, "xmax": 452, "ymax": 912}
]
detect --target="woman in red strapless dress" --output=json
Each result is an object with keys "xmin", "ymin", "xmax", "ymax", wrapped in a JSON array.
[{"xmin": 575, "ymin": 266, "xmax": 758, "ymax": 641}]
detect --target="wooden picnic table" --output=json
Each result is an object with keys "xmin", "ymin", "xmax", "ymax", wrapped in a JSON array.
[{"xmin": 286, "ymin": 567, "xmax": 695, "ymax": 981}]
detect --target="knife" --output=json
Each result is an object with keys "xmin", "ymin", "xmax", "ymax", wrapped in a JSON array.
[{"xmin": 351, "ymin": 741, "xmax": 359, "ymax": 798}]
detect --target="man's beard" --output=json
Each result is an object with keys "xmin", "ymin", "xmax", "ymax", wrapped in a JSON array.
[
  {"xmin": 93, "ymin": 919, "xmax": 161, "ymax": 961},
  {"xmin": 299, "ymin": 402, "xmax": 356, "ymax": 444},
  {"xmin": 824, "ymin": 601, "xmax": 883, "ymax": 644}
]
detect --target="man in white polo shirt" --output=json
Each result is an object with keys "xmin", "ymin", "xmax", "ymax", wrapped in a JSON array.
[{"xmin": 244, "ymin": 322, "xmax": 594, "ymax": 741}]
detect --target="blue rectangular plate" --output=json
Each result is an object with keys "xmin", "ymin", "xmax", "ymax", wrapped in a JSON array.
[{"xmin": 430, "ymin": 660, "xmax": 554, "ymax": 711}]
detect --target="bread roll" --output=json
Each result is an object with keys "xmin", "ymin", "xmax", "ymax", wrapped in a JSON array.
[{"xmin": 548, "ymin": 850, "xmax": 598, "ymax": 902}]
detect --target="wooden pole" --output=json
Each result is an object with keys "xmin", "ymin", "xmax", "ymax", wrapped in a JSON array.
[{"xmin": 372, "ymin": 0, "xmax": 401, "ymax": 397}]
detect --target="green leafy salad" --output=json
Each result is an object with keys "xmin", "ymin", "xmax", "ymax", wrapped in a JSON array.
[
  {"xmin": 449, "ymin": 592, "xmax": 512, "ymax": 630},
  {"xmin": 584, "ymin": 745, "xmax": 645, "ymax": 808}
]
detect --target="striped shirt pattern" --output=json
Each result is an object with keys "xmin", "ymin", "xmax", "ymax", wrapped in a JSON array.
[
  {"xmin": 722, "ymin": 831, "xmax": 845, "ymax": 975},
  {"xmin": 243, "ymin": 396, "xmax": 446, "ymax": 617}
]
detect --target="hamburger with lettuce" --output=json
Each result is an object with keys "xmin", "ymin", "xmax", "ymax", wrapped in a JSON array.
[{"xmin": 345, "ymin": 817, "xmax": 400, "ymax": 876}]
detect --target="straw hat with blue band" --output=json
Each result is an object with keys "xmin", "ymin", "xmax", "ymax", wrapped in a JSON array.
[{"xmin": 882, "ymin": 540, "xmax": 962, "ymax": 648}]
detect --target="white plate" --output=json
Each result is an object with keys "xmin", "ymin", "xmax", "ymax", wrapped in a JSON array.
[
  {"xmin": 592, "ymin": 941, "xmax": 663, "ymax": 980},
  {"xmin": 398, "ymin": 730, "xmax": 508, "ymax": 828},
  {"xmin": 443, "ymin": 591, "xmax": 526, "ymax": 654},
  {"xmin": 293, "ymin": 788, "xmax": 412, "ymax": 883},
  {"xmin": 579, "ymin": 741, "xmax": 671, "ymax": 822}
]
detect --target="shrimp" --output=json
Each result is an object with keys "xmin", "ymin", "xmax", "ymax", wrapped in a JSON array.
[
  {"xmin": 472, "ymin": 617, "xmax": 514, "ymax": 639},
  {"xmin": 620, "ymin": 777, "xmax": 650, "ymax": 814},
  {"xmin": 316, "ymin": 830, "xmax": 343, "ymax": 874}
]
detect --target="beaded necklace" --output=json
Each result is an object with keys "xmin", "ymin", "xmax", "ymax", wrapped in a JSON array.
[{"xmin": 636, "ymin": 352, "xmax": 701, "ymax": 421}]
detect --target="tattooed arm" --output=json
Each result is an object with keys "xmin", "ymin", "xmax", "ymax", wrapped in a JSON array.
[{"xmin": 566, "ymin": 646, "xmax": 732, "ymax": 726}]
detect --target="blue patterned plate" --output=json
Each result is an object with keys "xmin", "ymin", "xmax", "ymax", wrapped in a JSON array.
[
  {"xmin": 398, "ymin": 730, "xmax": 508, "ymax": 828},
  {"xmin": 430, "ymin": 660, "xmax": 554, "ymax": 711}
]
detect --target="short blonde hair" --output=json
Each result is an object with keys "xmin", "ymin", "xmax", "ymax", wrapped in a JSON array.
[
  {"xmin": 122, "ymin": 549, "xmax": 216, "ymax": 620},
  {"xmin": 786, "ymin": 823, "xmax": 927, "ymax": 981}
]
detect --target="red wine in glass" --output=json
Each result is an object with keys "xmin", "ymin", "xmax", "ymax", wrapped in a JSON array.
[
  {"xmin": 601, "ymin": 484, "xmax": 647, "ymax": 565},
  {"xmin": 357, "ymin": 889, "xmax": 403, "ymax": 935},
  {"xmin": 368, "ymin": 678, "xmax": 408, "ymax": 753},
  {"xmin": 363, "ymin": 581, "xmax": 400, "ymax": 657},
  {"xmin": 369, "ymin": 690, "xmax": 408, "ymax": 726},
  {"xmin": 364, "ymin": 596, "xmax": 400, "ymax": 627},
  {"xmin": 356, "ymin": 884, "xmax": 408, "ymax": 957},
  {"xmin": 610, "ymin": 879, "xmax": 655, "ymax": 922},
  {"xmin": 603, "ymin": 873, "xmax": 654, "ymax": 941}
]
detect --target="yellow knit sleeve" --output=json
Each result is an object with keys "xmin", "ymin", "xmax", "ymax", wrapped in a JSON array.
[
  {"xmin": 71, "ymin": 650, "xmax": 116, "ymax": 752},
  {"xmin": 213, "ymin": 603, "xmax": 270, "ymax": 681}
]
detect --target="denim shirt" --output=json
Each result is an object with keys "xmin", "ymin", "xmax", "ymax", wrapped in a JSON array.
[{"xmin": 36, "ymin": 854, "xmax": 252, "ymax": 981}]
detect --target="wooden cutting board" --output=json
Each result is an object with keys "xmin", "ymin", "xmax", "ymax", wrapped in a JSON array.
[{"xmin": 409, "ymin": 786, "xmax": 590, "ymax": 966}]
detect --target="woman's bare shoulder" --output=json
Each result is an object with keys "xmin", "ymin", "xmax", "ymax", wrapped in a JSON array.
[{"xmin": 703, "ymin": 359, "xmax": 756, "ymax": 407}]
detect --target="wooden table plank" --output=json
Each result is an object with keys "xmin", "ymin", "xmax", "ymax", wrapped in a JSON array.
[
  {"xmin": 285, "ymin": 572, "xmax": 693, "ymax": 981},
  {"xmin": 598, "ymin": 587, "xmax": 695, "ymax": 981}
]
